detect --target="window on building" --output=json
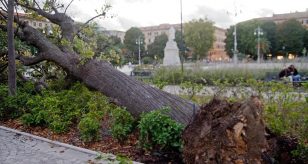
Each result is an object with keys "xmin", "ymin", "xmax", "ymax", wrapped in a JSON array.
[
  {"xmin": 39, "ymin": 23, "xmax": 42, "ymax": 27},
  {"xmin": 148, "ymin": 39, "xmax": 151, "ymax": 43},
  {"xmin": 306, "ymin": 20, "xmax": 308, "ymax": 24},
  {"xmin": 33, "ymin": 22, "xmax": 36, "ymax": 26}
]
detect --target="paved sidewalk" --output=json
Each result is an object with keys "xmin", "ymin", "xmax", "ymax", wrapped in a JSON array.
[{"xmin": 0, "ymin": 126, "xmax": 128, "ymax": 164}]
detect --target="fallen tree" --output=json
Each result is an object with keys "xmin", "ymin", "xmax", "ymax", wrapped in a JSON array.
[{"xmin": 0, "ymin": 0, "xmax": 196, "ymax": 125}]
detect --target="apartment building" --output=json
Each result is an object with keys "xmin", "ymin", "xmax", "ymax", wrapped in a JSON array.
[
  {"xmin": 139, "ymin": 24, "xmax": 181, "ymax": 47},
  {"xmin": 139, "ymin": 23, "xmax": 229, "ymax": 61},
  {"xmin": 256, "ymin": 10, "xmax": 308, "ymax": 29},
  {"xmin": 0, "ymin": 10, "xmax": 52, "ymax": 30},
  {"xmin": 207, "ymin": 27, "xmax": 229, "ymax": 61}
]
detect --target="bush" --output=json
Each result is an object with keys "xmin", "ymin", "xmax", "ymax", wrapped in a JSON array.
[
  {"xmin": 78, "ymin": 116, "xmax": 101, "ymax": 142},
  {"xmin": 15, "ymin": 83, "xmax": 111, "ymax": 135},
  {"xmin": 138, "ymin": 108, "xmax": 184, "ymax": 151},
  {"xmin": 20, "ymin": 113, "xmax": 35, "ymax": 126},
  {"xmin": 0, "ymin": 83, "xmax": 34, "ymax": 120},
  {"xmin": 142, "ymin": 56, "xmax": 154, "ymax": 64},
  {"xmin": 110, "ymin": 107, "xmax": 134, "ymax": 141}
]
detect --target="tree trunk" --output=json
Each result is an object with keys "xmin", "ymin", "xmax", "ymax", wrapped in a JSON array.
[{"xmin": 7, "ymin": 0, "xmax": 16, "ymax": 96}]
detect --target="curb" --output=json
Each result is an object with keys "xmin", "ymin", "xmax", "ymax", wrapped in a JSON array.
[{"xmin": 0, "ymin": 125, "xmax": 106, "ymax": 157}]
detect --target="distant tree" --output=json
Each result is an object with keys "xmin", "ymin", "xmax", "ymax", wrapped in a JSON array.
[
  {"xmin": 225, "ymin": 20, "xmax": 270, "ymax": 60},
  {"xmin": 261, "ymin": 21, "xmax": 277, "ymax": 56},
  {"xmin": 276, "ymin": 19, "xmax": 306, "ymax": 56},
  {"xmin": 303, "ymin": 30, "xmax": 308, "ymax": 51},
  {"xmin": 147, "ymin": 33, "xmax": 168, "ymax": 60},
  {"xmin": 184, "ymin": 18, "xmax": 215, "ymax": 60},
  {"xmin": 95, "ymin": 33, "xmax": 123, "ymax": 66},
  {"xmin": 123, "ymin": 27, "xmax": 145, "ymax": 63}
]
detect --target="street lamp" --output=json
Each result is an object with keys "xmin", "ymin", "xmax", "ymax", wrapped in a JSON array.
[
  {"xmin": 227, "ymin": 7, "xmax": 241, "ymax": 64},
  {"xmin": 136, "ymin": 36, "xmax": 143, "ymax": 66},
  {"xmin": 254, "ymin": 26, "xmax": 263, "ymax": 63},
  {"xmin": 233, "ymin": 25, "xmax": 238, "ymax": 64}
]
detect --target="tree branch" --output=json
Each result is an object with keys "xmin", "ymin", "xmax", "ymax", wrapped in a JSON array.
[
  {"xmin": 17, "ymin": 54, "xmax": 46, "ymax": 66},
  {"xmin": 33, "ymin": 0, "xmax": 43, "ymax": 11},
  {"xmin": 0, "ymin": 0, "xmax": 8, "ymax": 10},
  {"xmin": 64, "ymin": 0, "xmax": 74, "ymax": 14}
]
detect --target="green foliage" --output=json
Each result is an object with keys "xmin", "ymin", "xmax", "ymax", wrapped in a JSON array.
[
  {"xmin": 184, "ymin": 18, "xmax": 215, "ymax": 60},
  {"xmin": 124, "ymin": 27, "xmax": 145, "ymax": 63},
  {"xmin": 116, "ymin": 154, "xmax": 133, "ymax": 164},
  {"xmin": 276, "ymin": 19, "xmax": 306, "ymax": 55},
  {"xmin": 73, "ymin": 36, "xmax": 95, "ymax": 59},
  {"xmin": 110, "ymin": 107, "xmax": 134, "ymax": 141},
  {"xmin": 18, "ymin": 83, "xmax": 111, "ymax": 135},
  {"xmin": 225, "ymin": 20, "xmax": 271, "ymax": 60},
  {"xmin": 138, "ymin": 108, "xmax": 184, "ymax": 151},
  {"xmin": 147, "ymin": 34, "xmax": 168, "ymax": 60},
  {"xmin": 180, "ymin": 81, "xmax": 203, "ymax": 100},
  {"xmin": 152, "ymin": 67, "xmax": 273, "ymax": 86},
  {"xmin": 142, "ymin": 56, "xmax": 154, "ymax": 65},
  {"xmin": 0, "ymin": 83, "xmax": 34, "ymax": 120},
  {"xmin": 78, "ymin": 116, "xmax": 101, "ymax": 142},
  {"xmin": 291, "ymin": 144, "xmax": 308, "ymax": 162},
  {"xmin": 261, "ymin": 21, "xmax": 277, "ymax": 55}
]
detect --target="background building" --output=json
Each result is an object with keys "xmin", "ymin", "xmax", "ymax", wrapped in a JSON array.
[
  {"xmin": 256, "ymin": 9, "xmax": 308, "ymax": 29},
  {"xmin": 139, "ymin": 23, "xmax": 229, "ymax": 61},
  {"xmin": 207, "ymin": 27, "xmax": 229, "ymax": 61},
  {"xmin": 0, "ymin": 10, "xmax": 52, "ymax": 30},
  {"xmin": 139, "ymin": 24, "xmax": 181, "ymax": 47}
]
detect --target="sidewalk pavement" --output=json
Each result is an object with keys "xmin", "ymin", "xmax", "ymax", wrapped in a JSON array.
[{"xmin": 0, "ymin": 126, "xmax": 138, "ymax": 164}]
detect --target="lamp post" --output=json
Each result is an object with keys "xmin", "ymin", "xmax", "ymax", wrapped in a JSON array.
[
  {"xmin": 136, "ymin": 36, "xmax": 143, "ymax": 66},
  {"xmin": 227, "ymin": 6, "xmax": 241, "ymax": 64},
  {"xmin": 180, "ymin": 0, "xmax": 184, "ymax": 72},
  {"xmin": 254, "ymin": 26, "xmax": 263, "ymax": 63},
  {"xmin": 233, "ymin": 25, "xmax": 238, "ymax": 64}
]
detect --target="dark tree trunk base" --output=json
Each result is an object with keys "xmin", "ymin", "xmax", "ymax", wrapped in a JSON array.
[{"xmin": 182, "ymin": 97, "xmax": 268, "ymax": 164}]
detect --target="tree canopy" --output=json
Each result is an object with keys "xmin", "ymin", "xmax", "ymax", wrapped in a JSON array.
[
  {"xmin": 276, "ymin": 19, "xmax": 306, "ymax": 55},
  {"xmin": 147, "ymin": 33, "xmax": 168, "ymax": 60},
  {"xmin": 225, "ymin": 19, "xmax": 307, "ymax": 60},
  {"xmin": 123, "ymin": 27, "xmax": 145, "ymax": 63},
  {"xmin": 225, "ymin": 20, "xmax": 271, "ymax": 60},
  {"xmin": 184, "ymin": 18, "xmax": 215, "ymax": 60}
]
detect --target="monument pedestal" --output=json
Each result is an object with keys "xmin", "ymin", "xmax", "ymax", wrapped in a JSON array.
[{"xmin": 163, "ymin": 41, "xmax": 181, "ymax": 66}]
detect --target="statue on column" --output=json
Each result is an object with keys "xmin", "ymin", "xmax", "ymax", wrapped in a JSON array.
[{"xmin": 163, "ymin": 27, "xmax": 181, "ymax": 66}]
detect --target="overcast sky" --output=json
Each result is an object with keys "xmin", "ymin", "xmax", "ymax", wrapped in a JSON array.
[{"xmin": 65, "ymin": 0, "xmax": 308, "ymax": 31}]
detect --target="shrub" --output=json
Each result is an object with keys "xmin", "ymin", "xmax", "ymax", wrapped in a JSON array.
[
  {"xmin": 110, "ymin": 107, "xmax": 134, "ymax": 142},
  {"xmin": 50, "ymin": 119, "xmax": 70, "ymax": 133},
  {"xmin": 138, "ymin": 108, "xmax": 184, "ymax": 151},
  {"xmin": 20, "ymin": 113, "xmax": 35, "ymax": 126},
  {"xmin": 0, "ymin": 83, "xmax": 34, "ymax": 120},
  {"xmin": 78, "ymin": 116, "xmax": 101, "ymax": 142}
]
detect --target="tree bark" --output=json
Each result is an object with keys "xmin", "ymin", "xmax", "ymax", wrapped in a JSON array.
[{"xmin": 7, "ymin": 0, "xmax": 16, "ymax": 96}]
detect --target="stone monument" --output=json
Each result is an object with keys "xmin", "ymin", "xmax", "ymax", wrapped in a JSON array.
[{"xmin": 163, "ymin": 27, "xmax": 181, "ymax": 66}]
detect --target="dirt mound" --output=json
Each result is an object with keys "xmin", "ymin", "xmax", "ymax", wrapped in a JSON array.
[{"xmin": 182, "ymin": 96, "xmax": 268, "ymax": 164}]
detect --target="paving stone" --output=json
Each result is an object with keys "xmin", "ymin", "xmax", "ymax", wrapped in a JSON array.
[{"xmin": 0, "ymin": 126, "xmax": 141, "ymax": 164}]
